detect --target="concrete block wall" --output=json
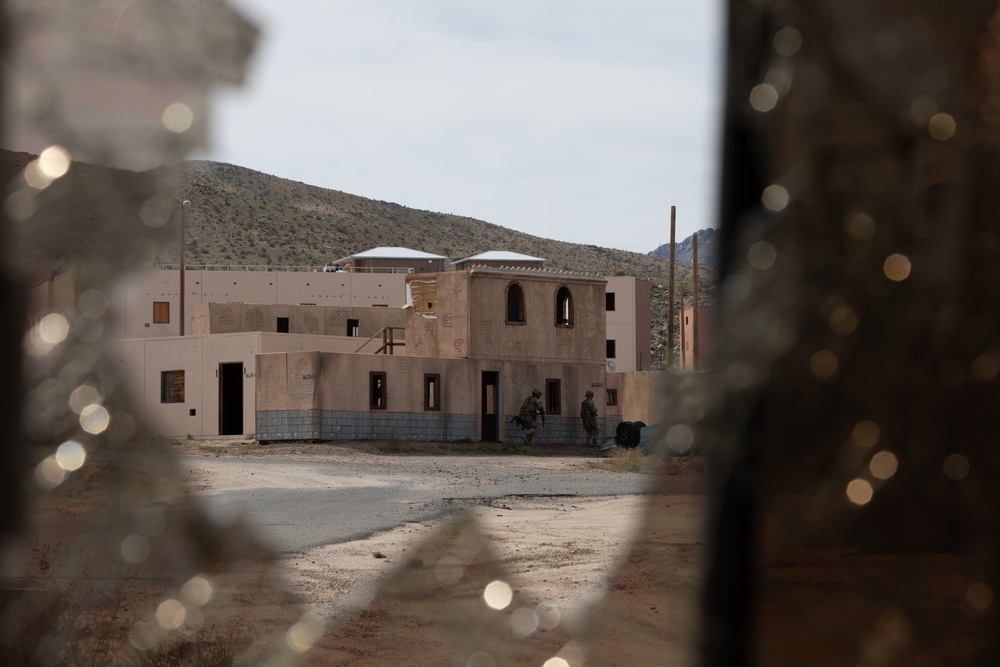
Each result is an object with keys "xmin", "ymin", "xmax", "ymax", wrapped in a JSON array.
[
  {"xmin": 256, "ymin": 410, "xmax": 322, "ymax": 441},
  {"xmin": 256, "ymin": 409, "xmax": 478, "ymax": 442},
  {"xmin": 502, "ymin": 415, "xmax": 617, "ymax": 445}
]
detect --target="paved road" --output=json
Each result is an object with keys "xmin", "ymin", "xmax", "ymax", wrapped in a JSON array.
[{"xmin": 183, "ymin": 454, "xmax": 665, "ymax": 553}]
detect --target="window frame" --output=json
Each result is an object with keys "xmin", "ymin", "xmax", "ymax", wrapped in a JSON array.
[
  {"xmin": 606, "ymin": 388, "xmax": 618, "ymax": 406},
  {"xmin": 606, "ymin": 292, "xmax": 616, "ymax": 311},
  {"xmin": 160, "ymin": 370, "xmax": 185, "ymax": 404},
  {"xmin": 153, "ymin": 301, "xmax": 170, "ymax": 324},
  {"xmin": 555, "ymin": 285, "xmax": 574, "ymax": 327},
  {"xmin": 370, "ymin": 371, "xmax": 387, "ymax": 410},
  {"xmin": 505, "ymin": 282, "xmax": 526, "ymax": 324},
  {"xmin": 424, "ymin": 373, "xmax": 441, "ymax": 412}
]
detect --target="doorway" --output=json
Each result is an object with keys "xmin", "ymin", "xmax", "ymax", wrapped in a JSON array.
[
  {"xmin": 481, "ymin": 371, "xmax": 500, "ymax": 442},
  {"xmin": 219, "ymin": 362, "xmax": 244, "ymax": 436}
]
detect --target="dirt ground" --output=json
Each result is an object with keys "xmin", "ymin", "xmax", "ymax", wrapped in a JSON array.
[{"xmin": 181, "ymin": 440, "xmax": 710, "ymax": 665}]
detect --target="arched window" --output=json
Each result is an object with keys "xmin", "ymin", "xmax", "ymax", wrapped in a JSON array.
[
  {"xmin": 555, "ymin": 285, "xmax": 573, "ymax": 326},
  {"xmin": 506, "ymin": 282, "xmax": 525, "ymax": 324}
]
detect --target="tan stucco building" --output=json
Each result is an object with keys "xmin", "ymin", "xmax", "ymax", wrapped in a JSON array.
[{"xmin": 29, "ymin": 253, "xmax": 658, "ymax": 440}]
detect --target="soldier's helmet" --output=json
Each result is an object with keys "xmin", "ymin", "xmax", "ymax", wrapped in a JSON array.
[
  {"xmin": 585, "ymin": 390, "xmax": 594, "ymax": 397},
  {"xmin": 532, "ymin": 389, "xmax": 542, "ymax": 398}
]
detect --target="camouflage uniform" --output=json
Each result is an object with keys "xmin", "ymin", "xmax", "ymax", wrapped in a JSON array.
[
  {"xmin": 580, "ymin": 390, "xmax": 599, "ymax": 445},
  {"xmin": 519, "ymin": 389, "xmax": 545, "ymax": 444}
]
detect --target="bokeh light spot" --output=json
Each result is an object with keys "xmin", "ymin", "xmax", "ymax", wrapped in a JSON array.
[
  {"xmin": 141, "ymin": 197, "xmax": 174, "ymax": 228},
  {"xmin": 24, "ymin": 160, "xmax": 53, "ymax": 189},
  {"xmin": 121, "ymin": 534, "xmax": 151, "ymax": 564},
  {"xmin": 286, "ymin": 613, "xmax": 325, "ymax": 653},
  {"xmin": 181, "ymin": 576, "xmax": 214, "ymax": 607},
  {"xmin": 773, "ymin": 27, "xmax": 802, "ymax": 56},
  {"xmin": 55, "ymin": 441, "xmax": 86, "ymax": 471},
  {"xmin": 943, "ymin": 454, "xmax": 970, "ymax": 480},
  {"xmin": 78, "ymin": 289, "xmax": 109, "ymax": 318},
  {"xmin": 435, "ymin": 555, "xmax": 465, "ymax": 585},
  {"xmin": 928, "ymin": 112, "xmax": 956, "ymax": 140},
  {"xmin": 853, "ymin": 420, "xmax": 880, "ymax": 448},
  {"xmin": 69, "ymin": 385, "xmax": 102, "ymax": 414},
  {"xmin": 883, "ymin": 253, "xmax": 912, "ymax": 281},
  {"xmin": 38, "ymin": 314, "xmax": 70, "ymax": 344},
  {"xmin": 829, "ymin": 306, "xmax": 858, "ymax": 335},
  {"xmin": 762, "ymin": 184, "xmax": 789, "ymax": 211},
  {"xmin": 163, "ymin": 103, "xmax": 194, "ymax": 133},
  {"xmin": 38, "ymin": 146, "xmax": 71, "ymax": 179},
  {"xmin": 845, "ymin": 212, "xmax": 876, "ymax": 240},
  {"xmin": 846, "ymin": 478, "xmax": 874, "ymax": 505},
  {"xmin": 666, "ymin": 424, "xmax": 694, "ymax": 451},
  {"xmin": 966, "ymin": 583, "xmax": 993, "ymax": 611},
  {"xmin": 869, "ymin": 451, "xmax": 899, "ymax": 480},
  {"xmin": 35, "ymin": 456, "xmax": 66, "ymax": 488},
  {"xmin": 484, "ymin": 580, "xmax": 513, "ymax": 610},
  {"xmin": 748, "ymin": 241, "xmax": 777, "ymax": 270},
  {"xmin": 810, "ymin": 350, "xmax": 839, "ymax": 379},
  {"xmin": 750, "ymin": 84, "xmax": 778, "ymax": 112},
  {"xmin": 510, "ymin": 607, "xmax": 539, "ymax": 636},
  {"xmin": 156, "ymin": 599, "xmax": 186, "ymax": 630},
  {"xmin": 80, "ymin": 404, "xmax": 110, "ymax": 434}
]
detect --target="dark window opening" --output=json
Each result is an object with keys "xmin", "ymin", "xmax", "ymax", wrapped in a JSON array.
[
  {"xmin": 606, "ymin": 388, "xmax": 618, "ymax": 406},
  {"xmin": 153, "ymin": 301, "xmax": 170, "ymax": 324},
  {"xmin": 555, "ymin": 286, "xmax": 573, "ymax": 326},
  {"xmin": 506, "ymin": 282, "xmax": 525, "ymax": 324},
  {"xmin": 160, "ymin": 370, "xmax": 185, "ymax": 403},
  {"xmin": 370, "ymin": 372, "xmax": 387, "ymax": 410},
  {"xmin": 606, "ymin": 292, "xmax": 616, "ymax": 311},
  {"xmin": 424, "ymin": 374, "xmax": 441, "ymax": 411},
  {"xmin": 347, "ymin": 318, "xmax": 360, "ymax": 337},
  {"xmin": 277, "ymin": 317, "xmax": 289, "ymax": 333},
  {"xmin": 545, "ymin": 379, "xmax": 561, "ymax": 415},
  {"xmin": 607, "ymin": 340, "xmax": 617, "ymax": 358}
]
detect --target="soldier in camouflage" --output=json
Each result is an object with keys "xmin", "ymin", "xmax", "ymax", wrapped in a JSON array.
[
  {"xmin": 519, "ymin": 389, "xmax": 545, "ymax": 445},
  {"xmin": 580, "ymin": 389, "xmax": 599, "ymax": 445}
]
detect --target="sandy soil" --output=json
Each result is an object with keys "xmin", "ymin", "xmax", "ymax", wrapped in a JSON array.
[{"xmin": 182, "ymin": 441, "xmax": 709, "ymax": 665}]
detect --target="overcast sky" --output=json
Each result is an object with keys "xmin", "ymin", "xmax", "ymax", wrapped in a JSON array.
[{"xmin": 199, "ymin": 0, "xmax": 724, "ymax": 254}]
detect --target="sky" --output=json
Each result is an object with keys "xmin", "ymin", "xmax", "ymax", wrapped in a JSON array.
[{"xmin": 197, "ymin": 0, "xmax": 724, "ymax": 254}]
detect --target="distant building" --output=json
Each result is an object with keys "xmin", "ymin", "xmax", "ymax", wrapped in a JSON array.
[
  {"xmin": 29, "ymin": 252, "xmax": 659, "ymax": 438},
  {"xmin": 450, "ymin": 251, "xmax": 546, "ymax": 271},
  {"xmin": 680, "ymin": 303, "xmax": 713, "ymax": 371},
  {"xmin": 333, "ymin": 246, "xmax": 449, "ymax": 274},
  {"xmin": 605, "ymin": 276, "xmax": 652, "ymax": 372}
]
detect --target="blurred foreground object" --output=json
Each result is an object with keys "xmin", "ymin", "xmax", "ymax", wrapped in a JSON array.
[{"xmin": 705, "ymin": 1, "xmax": 1000, "ymax": 665}]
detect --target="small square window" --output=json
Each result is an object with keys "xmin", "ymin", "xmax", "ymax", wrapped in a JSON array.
[
  {"xmin": 277, "ymin": 317, "xmax": 290, "ymax": 333},
  {"xmin": 153, "ymin": 301, "xmax": 170, "ymax": 324},
  {"xmin": 347, "ymin": 319, "xmax": 360, "ymax": 337},
  {"xmin": 606, "ymin": 389, "xmax": 618, "ymax": 406},
  {"xmin": 606, "ymin": 340, "xmax": 617, "ymax": 359},
  {"xmin": 161, "ymin": 370, "xmax": 185, "ymax": 403},
  {"xmin": 370, "ymin": 372, "xmax": 387, "ymax": 410},
  {"xmin": 424, "ymin": 374, "xmax": 441, "ymax": 411}
]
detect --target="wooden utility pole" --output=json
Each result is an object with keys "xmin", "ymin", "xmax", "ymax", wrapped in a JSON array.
[
  {"xmin": 692, "ymin": 233, "xmax": 700, "ymax": 370},
  {"xmin": 667, "ymin": 206, "xmax": 676, "ymax": 368},
  {"xmin": 679, "ymin": 281, "xmax": 686, "ymax": 370}
]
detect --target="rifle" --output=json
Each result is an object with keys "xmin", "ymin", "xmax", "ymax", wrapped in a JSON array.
[{"xmin": 539, "ymin": 410, "xmax": 545, "ymax": 427}]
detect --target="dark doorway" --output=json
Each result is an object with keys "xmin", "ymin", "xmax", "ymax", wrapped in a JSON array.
[
  {"xmin": 481, "ymin": 371, "xmax": 500, "ymax": 442},
  {"xmin": 219, "ymin": 362, "xmax": 244, "ymax": 436},
  {"xmin": 277, "ymin": 317, "xmax": 289, "ymax": 333}
]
